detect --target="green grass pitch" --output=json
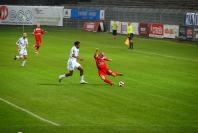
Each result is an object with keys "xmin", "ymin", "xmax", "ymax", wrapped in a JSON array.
[{"xmin": 0, "ymin": 26, "xmax": 198, "ymax": 133}]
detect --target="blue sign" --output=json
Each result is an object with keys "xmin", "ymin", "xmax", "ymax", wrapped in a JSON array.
[
  {"xmin": 185, "ymin": 13, "xmax": 198, "ymax": 26},
  {"xmin": 71, "ymin": 8, "xmax": 100, "ymax": 20}
]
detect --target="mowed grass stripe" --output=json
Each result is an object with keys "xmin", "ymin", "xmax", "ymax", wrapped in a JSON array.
[{"xmin": 0, "ymin": 97, "xmax": 60, "ymax": 126}]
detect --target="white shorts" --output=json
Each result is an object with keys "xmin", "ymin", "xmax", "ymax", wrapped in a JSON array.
[
  {"xmin": 19, "ymin": 49, "xmax": 27, "ymax": 57},
  {"xmin": 67, "ymin": 59, "xmax": 81, "ymax": 71}
]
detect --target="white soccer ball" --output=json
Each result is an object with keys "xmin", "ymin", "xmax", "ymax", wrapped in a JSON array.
[{"xmin": 119, "ymin": 81, "xmax": 125, "ymax": 87}]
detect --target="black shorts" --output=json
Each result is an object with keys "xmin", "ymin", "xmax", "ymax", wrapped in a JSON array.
[
  {"xmin": 113, "ymin": 30, "xmax": 117, "ymax": 36},
  {"xmin": 128, "ymin": 33, "xmax": 134, "ymax": 41}
]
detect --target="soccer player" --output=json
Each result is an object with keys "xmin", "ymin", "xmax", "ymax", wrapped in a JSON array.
[
  {"xmin": 58, "ymin": 41, "xmax": 87, "ymax": 84},
  {"xmin": 94, "ymin": 48, "xmax": 122, "ymax": 86},
  {"xmin": 127, "ymin": 22, "xmax": 134, "ymax": 49},
  {"xmin": 14, "ymin": 32, "xmax": 28, "ymax": 67},
  {"xmin": 111, "ymin": 21, "xmax": 118, "ymax": 39},
  {"xmin": 32, "ymin": 23, "xmax": 46, "ymax": 54}
]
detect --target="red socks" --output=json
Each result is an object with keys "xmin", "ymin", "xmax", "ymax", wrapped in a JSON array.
[
  {"xmin": 104, "ymin": 78, "xmax": 113, "ymax": 86},
  {"xmin": 35, "ymin": 44, "xmax": 40, "ymax": 50}
]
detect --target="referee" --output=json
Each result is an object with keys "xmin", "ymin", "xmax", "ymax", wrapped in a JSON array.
[
  {"xmin": 127, "ymin": 22, "xmax": 134, "ymax": 49},
  {"xmin": 112, "ymin": 21, "xmax": 118, "ymax": 39}
]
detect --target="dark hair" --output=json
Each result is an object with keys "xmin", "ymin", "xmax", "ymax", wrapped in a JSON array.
[{"xmin": 74, "ymin": 41, "xmax": 80, "ymax": 45}]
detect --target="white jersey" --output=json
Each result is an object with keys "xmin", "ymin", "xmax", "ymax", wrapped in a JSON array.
[
  {"xmin": 69, "ymin": 46, "xmax": 79, "ymax": 61},
  {"xmin": 16, "ymin": 37, "xmax": 28, "ymax": 50}
]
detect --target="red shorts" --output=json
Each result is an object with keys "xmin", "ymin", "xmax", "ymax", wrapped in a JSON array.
[
  {"xmin": 35, "ymin": 36, "xmax": 42, "ymax": 45},
  {"xmin": 98, "ymin": 68, "xmax": 113, "ymax": 77}
]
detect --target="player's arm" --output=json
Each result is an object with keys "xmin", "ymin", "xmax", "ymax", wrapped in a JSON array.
[
  {"xmin": 71, "ymin": 51, "xmax": 83, "ymax": 61},
  {"xmin": 26, "ymin": 38, "xmax": 29, "ymax": 47},
  {"xmin": 104, "ymin": 57, "xmax": 112, "ymax": 61},
  {"xmin": 94, "ymin": 48, "xmax": 99, "ymax": 58},
  {"xmin": 41, "ymin": 29, "xmax": 46, "ymax": 35},
  {"xmin": 16, "ymin": 40, "xmax": 20, "ymax": 51},
  {"xmin": 32, "ymin": 29, "xmax": 35, "ymax": 35}
]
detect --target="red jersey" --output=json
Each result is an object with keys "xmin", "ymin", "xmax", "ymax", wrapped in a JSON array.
[
  {"xmin": 33, "ymin": 27, "xmax": 45, "ymax": 37},
  {"xmin": 94, "ymin": 55, "xmax": 108, "ymax": 70}
]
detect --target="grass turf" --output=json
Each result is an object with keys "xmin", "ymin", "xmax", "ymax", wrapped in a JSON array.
[{"xmin": 0, "ymin": 26, "xmax": 198, "ymax": 133}]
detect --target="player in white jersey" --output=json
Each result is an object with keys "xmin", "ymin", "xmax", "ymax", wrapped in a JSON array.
[
  {"xmin": 58, "ymin": 41, "xmax": 87, "ymax": 84},
  {"xmin": 14, "ymin": 33, "xmax": 28, "ymax": 67}
]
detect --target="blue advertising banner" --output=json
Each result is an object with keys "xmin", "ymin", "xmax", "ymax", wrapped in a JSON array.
[
  {"xmin": 71, "ymin": 8, "xmax": 100, "ymax": 20},
  {"xmin": 185, "ymin": 12, "xmax": 198, "ymax": 26}
]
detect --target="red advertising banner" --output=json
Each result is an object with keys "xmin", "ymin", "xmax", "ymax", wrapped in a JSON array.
[
  {"xmin": 149, "ymin": 24, "xmax": 164, "ymax": 38},
  {"xmin": 83, "ymin": 22, "xmax": 100, "ymax": 32},
  {"xmin": 139, "ymin": 23, "xmax": 149, "ymax": 36}
]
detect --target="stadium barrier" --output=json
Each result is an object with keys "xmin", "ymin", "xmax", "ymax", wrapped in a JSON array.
[
  {"xmin": 83, "ymin": 21, "xmax": 104, "ymax": 32},
  {"xmin": 64, "ymin": 8, "xmax": 105, "ymax": 20},
  {"xmin": 163, "ymin": 25, "xmax": 179, "ymax": 39},
  {"xmin": 148, "ymin": 23, "xmax": 164, "ymax": 38},
  {"xmin": 178, "ymin": 26, "xmax": 198, "ymax": 41},
  {"xmin": 109, "ymin": 20, "xmax": 198, "ymax": 41},
  {"xmin": 139, "ymin": 23, "xmax": 149, "ymax": 37}
]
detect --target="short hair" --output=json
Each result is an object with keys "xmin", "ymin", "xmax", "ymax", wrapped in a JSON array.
[{"xmin": 74, "ymin": 41, "xmax": 80, "ymax": 45}]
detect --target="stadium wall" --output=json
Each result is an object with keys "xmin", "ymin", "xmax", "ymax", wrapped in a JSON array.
[{"xmin": 63, "ymin": 5, "xmax": 198, "ymax": 30}]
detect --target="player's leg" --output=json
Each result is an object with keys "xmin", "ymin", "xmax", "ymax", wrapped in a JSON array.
[
  {"xmin": 59, "ymin": 70, "xmax": 73, "ymax": 82},
  {"xmin": 107, "ymin": 69, "xmax": 123, "ymax": 77},
  {"xmin": 21, "ymin": 55, "xmax": 27, "ymax": 67},
  {"xmin": 14, "ymin": 55, "xmax": 20, "ymax": 60},
  {"xmin": 59, "ymin": 60, "xmax": 75, "ymax": 82},
  {"xmin": 21, "ymin": 50, "xmax": 28, "ymax": 67},
  {"xmin": 77, "ymin": 66, "xmax": 87, "ymax": 84},
  {"xmin": 34, "ymin": 43, "xmax": 40, "ymax": 54},
  {"xmin": 34, "ymin": 37, "xmax": 41, "ymax": 53},
  {"xmin": 14, "ymin": 50, "xmax": 22, "ymax": 60},
  {"xmin": 129, "ymin": 33, "xmax": 133, "ymax": 49},
  {"xmin": 100, "ymin": 75, "xmax": 113, "ymax": 86}
]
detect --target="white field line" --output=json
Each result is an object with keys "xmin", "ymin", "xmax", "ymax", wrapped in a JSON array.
[{"xmin": 0, "ymin": 97, "xmax": 60, "ymax": 126}]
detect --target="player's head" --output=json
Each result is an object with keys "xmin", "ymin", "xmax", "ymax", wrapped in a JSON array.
[
  {"xmin": 22, "ymin": 32, "xmax": 27, "ymax": 38},
  {"xmin": 128, "ymin": 22, "xmax": 131, "ymax": 26},
  {"xmin": 37, "ymin": 23, "xmax": 40, "ymax": 28},
  {"xmin": 98, "ymin": 51, "xmax": 104, "ymax": 57},
  {"xmin": 74, "ymin": 41, "xmax": 80, "ymax": 49}
]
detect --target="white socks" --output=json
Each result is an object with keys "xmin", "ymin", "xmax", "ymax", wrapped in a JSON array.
[
  {"xmin": 80, "ymin": 75, "xmax": 84, "ymax": 81},
  {"xmin": 59, "ymin": 74, "xmax": 66, "ymax": 79},
  {"xmin": 16, "ymin": 56, "xmax": 20, "ymax": 59},
  {"xmin": 21, "ymin": 60, "xmax": 26, "ymax": 67}
]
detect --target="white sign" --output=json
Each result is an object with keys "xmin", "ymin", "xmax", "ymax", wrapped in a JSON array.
[
  {"xmin": 100, "ymin": 10, "xmax": 105, "ymax": 20},
  {"xmin": 0, "ymin": 5, "xmax": 64, "ymax": 26},
  {"xmin": 121, "ymin": 22, "xmax": 128, "ymax": 34},
  {"xmin": 64, "ymin": 9, "xmax": 71, "ymax": 18},
  {"xmin": 163, "ymin": 25, "xmax": 179, "ymax": 39},
  {"xmin": 132, "ymin": 22, "xmax": 139, "ymax": 35},
  {"xmin": 33, "ymin": 6, "xmax": 64, "ymax": 26},
  {"xmin": 0, "ymin": 5, "xmax": 33, "ymax": 25}
]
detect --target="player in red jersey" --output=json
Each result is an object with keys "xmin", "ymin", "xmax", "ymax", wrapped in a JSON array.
[
  {"xmin": 32, "ymin": 24, "xmax": 46, "ymax": 54},
  {"xmin": 94, "ymin": 48, "xmax": 122, "ymax": 86}
]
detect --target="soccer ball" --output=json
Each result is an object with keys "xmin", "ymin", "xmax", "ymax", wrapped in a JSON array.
[{"xmin": 119, "ymin": 81, "xmax": 125, "ymax": 87}]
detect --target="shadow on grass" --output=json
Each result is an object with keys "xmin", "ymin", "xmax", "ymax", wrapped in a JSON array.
[
  {"xmin": 37, "ymin": 82, "xmax": 105, "ymax": 87},
  {"xmin": 37, "ymin": 83, "xmax": 64, "ymax": 86}
]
